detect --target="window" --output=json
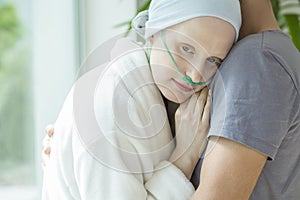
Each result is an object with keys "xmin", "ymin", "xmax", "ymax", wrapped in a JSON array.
[
  {"xmin": 0, "ymin": 0, "xmax": 136, "ymax": 199},
  {"xmin": 0, "ymin": 0, "xmax": 36, "ymax": 199}
]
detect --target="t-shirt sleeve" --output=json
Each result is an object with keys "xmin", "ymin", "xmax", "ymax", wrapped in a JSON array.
[{"xmin": 208, "ymin": 47, "xmax": 295, "ymax": 160}]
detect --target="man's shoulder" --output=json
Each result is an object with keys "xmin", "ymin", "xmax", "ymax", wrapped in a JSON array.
[
  {"xmin": 226, "ymin": 30, "xmax": 296, "ymax": 62},
  {"xmin": 221, "ymin": 30, "xmax": 300, "ymax": 95},
  {"xmin": 219, "ymin": 31, "xmax": 293, "ymax": 76}
]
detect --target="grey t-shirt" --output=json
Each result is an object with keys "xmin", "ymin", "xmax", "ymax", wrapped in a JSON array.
[{"xmin": 191, "ymin": 30, "xmax": 300, "ymax": 199}]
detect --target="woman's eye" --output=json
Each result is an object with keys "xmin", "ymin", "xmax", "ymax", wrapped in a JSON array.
[
  {"xmin": 207, "ymin": 57, "xmax": 216, "ymax": 63},
  {"xmin": 181, "ymin": 45, "xmax": 192, "ymax": 53},
  {"xmin": 207, "ymin": 57, "xmax": 222, "ymax": 66}
]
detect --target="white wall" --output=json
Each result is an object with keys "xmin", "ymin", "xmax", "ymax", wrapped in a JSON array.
[
  {"xmin": 32, "ymin": 0, "xmax": 77, "ymax": 193},
  {"xmin": 81, "ymin": 0, "xmax": 137, "ymax": 58}
]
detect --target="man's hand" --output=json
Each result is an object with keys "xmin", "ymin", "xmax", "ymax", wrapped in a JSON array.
[{"xmin": 41, "ymin": 124, "xmax": 54, "ymax": 170}]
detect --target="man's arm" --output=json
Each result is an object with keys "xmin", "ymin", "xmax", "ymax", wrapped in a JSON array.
[{"xmin": 191, "ymin": 136, "xmax": 267, "ymax": 200}]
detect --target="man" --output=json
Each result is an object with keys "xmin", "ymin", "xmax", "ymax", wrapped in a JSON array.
[{"xmin": 191, "ymin": 0, "xmax": 300, "ymax": 199}]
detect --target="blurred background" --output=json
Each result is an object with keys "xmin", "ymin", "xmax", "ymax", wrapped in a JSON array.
[{"xmin": 0, "ymin": 0, "xmax": 299, "ymax": 199}]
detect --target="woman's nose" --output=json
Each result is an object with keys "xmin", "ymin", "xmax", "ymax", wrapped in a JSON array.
[{"xmin": 185, "ymin": 67, "xmax": 204, "ymax": 83}]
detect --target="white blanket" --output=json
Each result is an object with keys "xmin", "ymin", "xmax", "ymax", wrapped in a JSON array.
[{"xmin": 42, "ymin": 38, "xmax": 195, "ymax": 200}]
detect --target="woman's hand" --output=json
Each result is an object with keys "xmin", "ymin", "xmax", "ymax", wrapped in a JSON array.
[
  {"xmin": 41, "ymin": 124, "xmax": 54, "ymax": 170},
  {"xmin": 169, "ymin": 88, "xmax": 210, "ymax": 179}
]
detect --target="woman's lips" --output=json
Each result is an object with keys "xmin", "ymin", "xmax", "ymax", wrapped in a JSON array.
[{"xmin": 172, "ymin": 78, "xmax": 194, "ymax": 92}]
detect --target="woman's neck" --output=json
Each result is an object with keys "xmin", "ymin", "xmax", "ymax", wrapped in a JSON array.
[{"xmin": 238, "ymin": 0, "xmax": 280, "ymax": 40}]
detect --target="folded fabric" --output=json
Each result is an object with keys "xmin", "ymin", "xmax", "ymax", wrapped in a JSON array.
[{"xmin": 132, "ymin": 0, "xmax": 242, "ymax": 41}]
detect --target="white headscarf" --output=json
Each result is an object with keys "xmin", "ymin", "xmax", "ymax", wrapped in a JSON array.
[{"xmin": 132, "ymin": 0, "xmax": 242, "ymax": 42}]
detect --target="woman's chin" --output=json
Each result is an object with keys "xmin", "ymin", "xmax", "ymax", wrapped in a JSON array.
[
  {"xmin": 156, "ymin": 84, "xmax": 195, "ymax": 103},
  {"xmin": 162, "ymin": 90, "xmax": 191, "ymax": 104}
]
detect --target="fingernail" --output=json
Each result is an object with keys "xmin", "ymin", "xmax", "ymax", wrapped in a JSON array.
[
  {"xmin": 45, "ymin": 125, "xmax": 54, "ymax": 136},
  {"xmin": 44, "ymin": 147, "xmax": 51, "ymax": 154}
]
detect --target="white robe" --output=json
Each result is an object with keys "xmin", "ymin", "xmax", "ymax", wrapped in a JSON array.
[{"xmin": 42, "ymin": 38, "xmax": 195, "ymax": 200}]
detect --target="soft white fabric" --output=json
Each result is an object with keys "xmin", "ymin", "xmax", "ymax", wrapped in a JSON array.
[
  {"xmin": 132, "ymin": 0, "xmax": 242, "ymax": 41},
  {"xmin": 42, "ymin": 38, "xmax": 195, "ymax": 200}
]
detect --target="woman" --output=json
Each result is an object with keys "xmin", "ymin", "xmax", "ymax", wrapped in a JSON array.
[{"xmin": 42, "ymin": 0, "xmax": 241, "ymax": 199}]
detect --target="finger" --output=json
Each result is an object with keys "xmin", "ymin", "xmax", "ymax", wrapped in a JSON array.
[
  {"xmin": 43, "ymin": 146, "xmax": 51, "ymax": 155},
  {"xmin": 202, "ymin": 92, "xmax": 211, "ymax": 123},
  {"xmin": 183, "ymin": 92, "xmax": 198, "ymax": 113},
  {"xmin": 175, "ymin": 93, "xmax": 197, "ymax": 119},
  {"xmin": 199, "ymin": 87, "xmax": 209, "ymax": 98},
  {"xmin": 45, "ymin": 124, "xmax": 54, "ymax": 137},
  {"xmin": 195, "ymin": 87, "xmax": 208, "ymax": 116}
]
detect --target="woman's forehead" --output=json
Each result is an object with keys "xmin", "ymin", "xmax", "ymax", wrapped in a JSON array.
[
  {"xmin": 164, "ymin": 28, "xmax": 204, "ymax": 47},
  {"xmin": 167, "ymin": 16, "xmax": 235, "ymax": 41}
]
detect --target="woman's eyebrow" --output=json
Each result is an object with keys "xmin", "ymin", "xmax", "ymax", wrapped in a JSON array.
[
  {"xmin": 181, "ymin": 42, "xmax": 196, "ymax": 50},
  {"xmin": 175, "ymin": 36, "xmax": 198, "ymax": 48}
]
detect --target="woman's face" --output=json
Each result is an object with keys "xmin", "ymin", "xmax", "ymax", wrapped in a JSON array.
[{"xmin": 149, "ymin": 17, "xmax": 235, "ymax": 103}]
